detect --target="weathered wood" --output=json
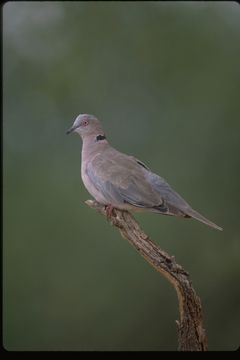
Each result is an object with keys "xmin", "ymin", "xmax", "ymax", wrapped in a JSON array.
[{"xmin": 85, "ymin": 200, "xmax": 208, "ymax": 351}]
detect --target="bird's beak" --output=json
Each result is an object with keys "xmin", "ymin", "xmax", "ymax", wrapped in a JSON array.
[{"xmin": 66, "ymin": 125, "xmax": 78, "ymax": 135}]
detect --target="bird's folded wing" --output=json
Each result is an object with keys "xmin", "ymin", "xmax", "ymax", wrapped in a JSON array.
[
  {"xmin": 86, "ymin": 152, "xmax": 164, "ymax": 208},
  {"xmin": 145, "ymin": 171, "xmax": 193, "ymax": 212}
]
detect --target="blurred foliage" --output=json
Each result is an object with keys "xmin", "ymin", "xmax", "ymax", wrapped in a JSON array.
[{"xmin": 3, "ymin": 1, "xmax": 240, "ymax": 351}]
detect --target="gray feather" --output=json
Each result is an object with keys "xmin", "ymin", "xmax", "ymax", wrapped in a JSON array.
[
  {"xmin": 68, "ymin": 114, "xmax": 222, "ymax": 230},
  {"xmin": 86, "ymin": 149, "xmax": 164, "ymax": 209}
]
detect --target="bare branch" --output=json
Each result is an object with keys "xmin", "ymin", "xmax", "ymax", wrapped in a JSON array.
[{"xmin": 85, "ymin": 200, "xmax": 208, "ymax": 351}]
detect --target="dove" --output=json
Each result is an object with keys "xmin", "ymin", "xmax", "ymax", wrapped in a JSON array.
[{"xmin": 66, "ymin": 114, "xmax": 222, "ymax": 231}]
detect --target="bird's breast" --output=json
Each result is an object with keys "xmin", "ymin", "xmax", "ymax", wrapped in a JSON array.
[{"xmin": 81, "ymin": 161, "xmax": 107, "ymax": 204}]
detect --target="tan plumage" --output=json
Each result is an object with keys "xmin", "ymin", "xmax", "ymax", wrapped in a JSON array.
[{"xmin": 67, "ymin": 114, "xmax": 222, "ymax": 231}]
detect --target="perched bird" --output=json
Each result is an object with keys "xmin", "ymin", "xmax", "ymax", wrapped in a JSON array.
[{"xmin": 67, "ymin": 114, "xmax": 222, "ymax": 231}]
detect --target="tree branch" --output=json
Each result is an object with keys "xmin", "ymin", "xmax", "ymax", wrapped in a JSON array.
[{"xmin": 85, "ymin": 200, "xmax": 208, "ymax": 351}]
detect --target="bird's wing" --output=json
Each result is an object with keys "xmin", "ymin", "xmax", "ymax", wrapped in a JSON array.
[
  {"xmin": 147, "ymin": 171, "xmax": 223, "ymax": 229},
  {"xmin": 86, "ymin": 149, "xmax": 165, "ymax": 209},
  {"xmin": 144, "ymin": 170, "xmax": 193, "ymax": 213}
]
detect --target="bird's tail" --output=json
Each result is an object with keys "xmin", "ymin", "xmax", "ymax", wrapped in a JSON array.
[{"xmin": 185, "ymin": 208, "xmax": 223, "ymax": 231}]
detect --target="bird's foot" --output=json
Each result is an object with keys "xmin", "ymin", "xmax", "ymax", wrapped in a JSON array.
[{"xmin": 105, "ymin": 204, "xmax": 115, "ymax": 219}]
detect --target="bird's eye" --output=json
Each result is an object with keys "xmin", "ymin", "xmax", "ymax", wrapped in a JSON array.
[{"xmin": 82, "ymin": 120, "xmax": 89, "ymax": 127}]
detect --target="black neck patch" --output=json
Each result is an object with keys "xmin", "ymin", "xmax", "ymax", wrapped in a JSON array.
[{"xmin": 96, "ymin": 134, "xmax": 106, "ymax": 142}]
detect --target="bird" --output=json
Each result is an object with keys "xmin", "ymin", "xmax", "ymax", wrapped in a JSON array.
[{"xmin": 66, "ymin": 114, "xmax": 222, "ymax": 231}]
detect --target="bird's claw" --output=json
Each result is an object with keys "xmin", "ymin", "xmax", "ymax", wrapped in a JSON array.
[{"xmin": 105, "ymin": 204, "xmax": 115, "ymax": 219}]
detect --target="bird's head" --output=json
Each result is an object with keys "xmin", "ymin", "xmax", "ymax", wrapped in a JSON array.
[{"xmin": 66, "ymin": 114, "xmax": 105, "ymax": 140}]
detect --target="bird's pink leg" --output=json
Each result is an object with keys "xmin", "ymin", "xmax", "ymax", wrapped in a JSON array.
[{"xmin": 105, "ymin": 204, "xmax": 115, "ymax": 218}]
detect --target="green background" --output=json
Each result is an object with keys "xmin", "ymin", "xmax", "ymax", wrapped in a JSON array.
[{"xmin": 3, "ymin": 1, "xmax": 240, "ymax": 351}]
